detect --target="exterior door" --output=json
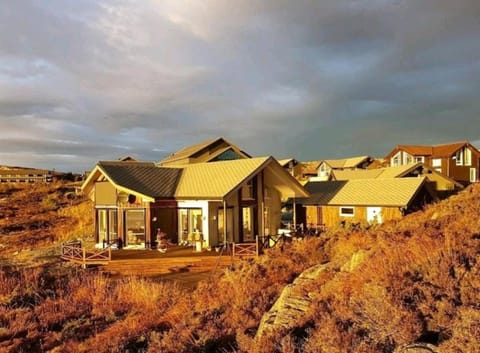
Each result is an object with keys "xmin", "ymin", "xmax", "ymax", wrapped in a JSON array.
[
  {"xmin": 470, "ymin": 168, "xmax": 477, "ymax": 183},
  {"xmin": 367, "ymin": 207, "xmax": 382, "ymax": 224}
]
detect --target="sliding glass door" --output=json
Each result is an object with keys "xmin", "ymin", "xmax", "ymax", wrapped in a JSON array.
[
  {"xmin": 96, "ymin": 209, "xmax": 118, "ymax": 245},
  {"xmin": 125, "ymin": 209, "xmax": 145, "ymax": 246}
]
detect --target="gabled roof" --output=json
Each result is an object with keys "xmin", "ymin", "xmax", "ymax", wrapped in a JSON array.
[
  {"xmin": 322, "ymin": 155, "xmax": 372, "ymax": 169},
  {"xmin": 331, "ymin": 163, "xmax": 463, "ymax": 191},
  {"xmin": 302, "ymin": 181, "xmax": 347, "ymax": 204},
  {"xmin": 386, "ymin": 141, "xmax": 479, "ymax": 159},
  {"xmin": 82, "ymin": 157, "xmax": 309, "ymax": 202},
  {"xmin": 333, "ymin": 163, "xmax": 423, "ymax": 180},
  {"xmin": 81, "ymin": 161, "xmax": 182, "ymax": 201},
  {"xmin": 276, "ymin": 158, "xmax": 299, "ymax": 167},
  {"xmin": 173, "ymin": 157, "xmax": 308, "ymax": 200},
  {"xmin": 432, "ymin": 141, "xmax": 472, "ymax": 157},
  {"xmin": 302, "ymin": 161, "xmax": 322, "ymax": 175},
  {"xmin": 301, "ymin": 178, "xmax": 429, "ymax": 207},
  {"xmin": 158, "ymin": 137, "xmax": 250, "ymax": 166},
  {"xmin": 332, "ymin": 169, "xmax": 384, "ymax": 180}
]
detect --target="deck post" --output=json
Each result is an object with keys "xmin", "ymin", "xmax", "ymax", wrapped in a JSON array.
[{"xmin": 82, "ymin": 248, "xmax": 86, "ymax": 269}]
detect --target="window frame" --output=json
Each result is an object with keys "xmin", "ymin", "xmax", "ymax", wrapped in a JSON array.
[
  {"xmin": 455, "ymin": 149, "xmax": 464, "ymax": 166},
  {"xmin": 339, "ymin": 206, "xmax": 355, "ymax": 217}
]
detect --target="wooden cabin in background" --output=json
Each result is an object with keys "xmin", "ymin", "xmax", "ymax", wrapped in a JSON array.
[{"xmin": 300, "ymin": 178, "xmax": 436, "ymax": 229}]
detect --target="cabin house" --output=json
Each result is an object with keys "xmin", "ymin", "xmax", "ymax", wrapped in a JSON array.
[
  {"xmin": 385, "ymin": 141, "xmax": 480, "ymax": 185},
  {"xmin": 314, "ymin": 156, "xmax": 374, "ymax": 181},
  {"xmin": 81, "ymin": 157, "xmax": 308, "ymax": 249},
  {"xmin": 299, "ymin": 161, "xmax": 322, "ymax": 181},
  {"xmin": 299, "ymin": 178, "xmax": 436, "ymax": 229},
  {"xmin": 277, "ymin": 158, "xmax": 303, "ymax": 179}
]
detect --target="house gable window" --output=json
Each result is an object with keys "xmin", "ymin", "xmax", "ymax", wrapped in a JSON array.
[
  {"xmin": 432, "ymin": 158, "xmax": 442, "ymax": 172},
  {"xmin": 211, "ymin": 149, "xmax": 243, "ymax": 161},
  {"xmin": 414, "ymin": 156, "xmax": 425, "ymax": 163},
  {"xmin": 403, "ymin": 152, "xmax": 413, "ymax": 165},
  {"xmin": 318, "ymin": 163, "xmax": 329, "ymax": 177},
  {"xmin": 339, "ymin": 207, "xmax": 355, "ymax": 217},
  {"xmin": 465, "ymin": 148, "xmax": 472, "ymax": 166},
  {"xmin": 392, "ymin": 152, "xmax": 401, "ymax": 167},
  {"xmin": 455, "ymin": 149, "xmax": 464, "ymax": 166}
]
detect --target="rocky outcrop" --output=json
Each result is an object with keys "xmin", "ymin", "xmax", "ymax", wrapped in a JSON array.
[
  {"xmin": 255, "ymin": 264, "xmax": 328, "ymax": 339},
  {"xmin": 256, "ymin": 250, "xmax": 371, "ymax": 340},
  {"xmin": 394, "ymin": 343, "xmax": 439, "ymax": 353}
]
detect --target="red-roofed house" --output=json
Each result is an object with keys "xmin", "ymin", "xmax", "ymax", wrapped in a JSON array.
[{"xmin": 385, "ymin": 141, "xmax": 480, "ymax": 184}]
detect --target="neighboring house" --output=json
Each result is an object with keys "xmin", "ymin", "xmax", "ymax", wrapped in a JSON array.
[
  {"xmin": 299, "ymin": 178, "xmax": 436, "ymax": 229},
  {"xmin": 331, "ymin": 163, "xmax": 463, "ymax": 196},
  {"xmin": 277, "ymin": 158, "xmax": 303, "ymax": 179},
  {"xmin": 0, "ymin": 167, "xmax": 56, "ymax": 183},
  {"xmin": 81, "ymin": 157, "xmax": 308, "ymax": 249},
  {"xmin": 314, "ymin": 156, "xmax": 374, "ymax": 181},
  {"xmin": 158, "ymin": 137, "xmax": 250, "ymax": 166},
  {"xmin": 300, "ymin": 161, "xmax": 321, "ymax": 181},
  {"xmin": 385, "ymin": 141, "xmax": 480, "ymax": 185}
]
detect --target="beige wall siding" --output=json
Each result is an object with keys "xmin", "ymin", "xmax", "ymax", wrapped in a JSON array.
[
  {"xmin": 306, "ymin": 206, "xmax": 319, "ymax": 227},
  {"xmin": 268, "ymin": 187, "xmax": 282, "ymax": 235},
  {"xmin": 208, "ymin": 201, "xmax": 223, "ymax": 245},
  {"xmin": 308, "ymin": 205, "xmax": 403, "ymax": 228},
  {"xmin": 95, "ymin": 182, "xmax": 117, "ymax": 205}
]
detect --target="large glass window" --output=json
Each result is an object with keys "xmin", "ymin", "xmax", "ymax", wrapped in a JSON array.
[
  {"xmin": 455, "ymin": 149, "xmax": 464, "ymax": 166},
  {"xmin": 125, "ymin": 209, "xmax": 145, "ymax": 246},
  {"xmin": 242, "ymin": 207, "xmax": 254, "ymax": 241},
  {"xmin": 109, "ymin": 210, "xmax": 118, "ymax": 242},
  {"xmin": 465, "ymin": 148, "xmax": 472, "ymax": 166},
  {"xmin": 98, "ymin": 209, "xmax": 107, "ymax": 244},
  {"xmin": 392, "ymin": 152, "xmax": 401, "ymax": 166},
  {"xmin": 218, "ymin": 208, "xmax": 234, "ymax": 243},
  {"xmin": 97, "ymin": 209, "xmax": 118, "ymax": 245},
  {"xmin": 178, "ymin": 209, "xmax": 203, "ymax": 244}
]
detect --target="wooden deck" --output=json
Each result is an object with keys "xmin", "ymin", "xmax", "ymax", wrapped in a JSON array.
[{"xmin": 100, "ymin": 246, "xmax": 236, "ymax": 277}]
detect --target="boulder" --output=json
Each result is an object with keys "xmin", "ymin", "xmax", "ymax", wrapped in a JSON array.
[{"xmin": 394, "ymin": 343, "xmax": 439, "ymax": 353}]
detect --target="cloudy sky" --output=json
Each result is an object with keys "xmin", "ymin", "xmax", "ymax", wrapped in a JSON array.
[{"xmin": 1, "ymin": 0, "xmax": 480, "ymax": 172}]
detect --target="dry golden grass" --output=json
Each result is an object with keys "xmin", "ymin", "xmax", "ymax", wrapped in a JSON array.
[{"xmin": 1, "ymin": 183, "xmax": 480, "ymax": 352}]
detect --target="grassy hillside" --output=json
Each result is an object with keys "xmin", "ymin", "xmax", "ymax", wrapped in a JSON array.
[
  {"xmin": 1, "ymin": 183, "xmax": 479, "ymax": 352},
  {"xmin": 0, "ymin": 182, "xmax": 93, "ymax": 264}
]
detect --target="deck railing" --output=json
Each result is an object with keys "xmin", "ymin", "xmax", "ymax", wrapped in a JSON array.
[
  {"xmin": 61, "ymin": 243, "xmax": 112, "ymax": 268},
  {"xmin": 232, "ymin": 236, "xmax": 260, "ymax": 257}
]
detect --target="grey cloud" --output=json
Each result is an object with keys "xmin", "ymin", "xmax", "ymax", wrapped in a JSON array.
[{"xmin": 0, "ymin": 0, "xmax": 479, "ymax": 171}]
